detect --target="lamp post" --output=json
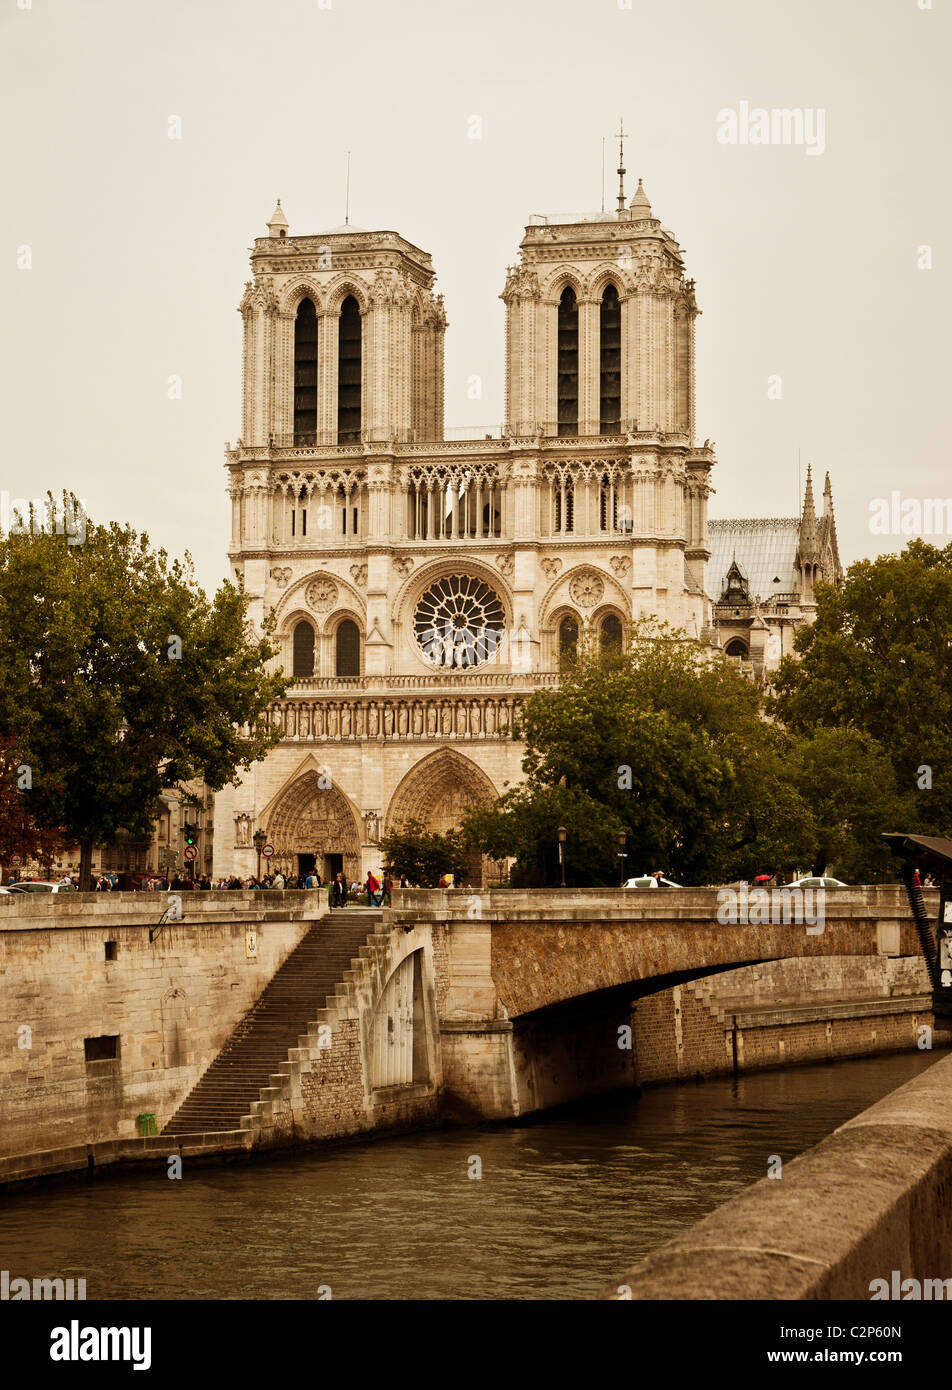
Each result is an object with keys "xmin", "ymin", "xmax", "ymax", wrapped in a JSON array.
[
  {"xmin": 618, "ymin": 830, "xmax": 627, "ymax": 887},
  {"xmin": 557, "ymin": 825, "xmax": 567, "ymax": 888},
  {"xmin": 252, "ymin": 829, "xmax": 267, "ymax": 883}
]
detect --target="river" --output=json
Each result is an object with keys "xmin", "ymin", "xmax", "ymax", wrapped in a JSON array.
[{"xmin": 0, "ymin": 1050, "xmax": 941, "ymax": 1300}]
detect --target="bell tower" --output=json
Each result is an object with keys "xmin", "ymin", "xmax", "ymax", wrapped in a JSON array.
[
  {"xmin": 237, "ymin": 203, "xmax": 447, "ymax": 449},
  {"xmin": 501, "ymin": 152, "xmax": 699, "ymax": 442}
]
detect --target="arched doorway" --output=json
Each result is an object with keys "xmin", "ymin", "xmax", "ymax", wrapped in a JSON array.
[
  {"xmin": 386, "ymin": 749, "xmax": 498, "ymax": 887},
  {"xmin": 266, "ymin": 770, "xmax": 361, "ymax": 883}
]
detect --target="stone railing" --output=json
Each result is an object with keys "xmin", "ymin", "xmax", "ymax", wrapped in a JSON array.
[
  {"xmin": 288, "ymin": 672, "xmax": 558, "ymax": 692},
  {"xmin": 269, "ymin": 693, "xmax": 526, "ymax": 741}
]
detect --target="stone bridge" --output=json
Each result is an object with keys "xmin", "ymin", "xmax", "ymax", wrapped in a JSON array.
[
  {"xmin": 389, "ymin": 886, "xmax": 921, "ymax": 1120},
  {"xmin": 0, "ymin": 884, "xmax": 925, "ymax": 1181}
]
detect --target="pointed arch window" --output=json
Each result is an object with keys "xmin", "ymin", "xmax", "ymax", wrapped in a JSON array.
[
  {"xmin": 338, "ymin": 296, "xmax": 362, "ymax": 444},
  {"xmin": 601, "ymin": 613, "xmax": 623, "ymax": 653},
  {"xmin": 558, "ymin": 615, "xmax": 579, "ymax": 669},
  {"xmin": 292, "ymin": 621, "xmax": 315, "ymax": 677},
  {"xmin": 600, "ymin": 284, "xmax": 621, "ymax": 434},
  {"xmin": 294, "ymin": 298, "xmax": 318, "ymax": 445},
  {"xmin": 725, "ymin": 639, "xmax": 748, "ymax": 658},
  {"xmin": 557, "ymin": 286, "xmax": 579, "ymax": 437},
  {"xmin": 335, "ymin": 619, "xmax": 360, "ymax": 677}
]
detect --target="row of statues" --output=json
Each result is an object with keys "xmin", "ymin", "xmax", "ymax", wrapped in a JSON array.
[{"xmin": 273, "ymin": 697, "xmax": 519, "ymax": 740}]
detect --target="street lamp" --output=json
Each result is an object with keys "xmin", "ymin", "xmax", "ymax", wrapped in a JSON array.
[
  {"xmin": 618, "ymin": 830, "xmax": 627, "ymax": 887},
  {"xmin": 252, "ymin": 828, "xmax": 267, "ymax": 882},
  {"xmin": 557, "ymin": 825, "xmax": 567, "ymax": 888}
]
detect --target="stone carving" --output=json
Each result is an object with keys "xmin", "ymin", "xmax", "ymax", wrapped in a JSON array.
[
  {"xmin": 541, "ymin": 557, "xmax": 562, "ymax": 579},
  {"xmin": 364, "ymin": 810, "xmax": 380, "ymax": 843},
  {"xmin": 496, "ymin": 554, "xmax": 514, "ymax": 577},
  {"xmin": 569, "ymin": 571, "xmax": 605, "ymax": 608},
  {"xmin": 350, "ymin": 563, "xmax": 368, "ymax": 587},
  {"xmin": 393, "ymin": 557, "xmax": 415, "ymax": 577},
  {"xmin": 271, "ymin": 567, "xmax": 292, "ymax": 587},
  {"xmin": 610, "ymin": 556, "xmax": 632, "ymax": 577},
  {"xmin": 306, "ymin": 578, "xmax": 338, "ymax": 612},
  {"xmin": 235, "ymin": 814, "xmax": 252, "ymax": 847}
]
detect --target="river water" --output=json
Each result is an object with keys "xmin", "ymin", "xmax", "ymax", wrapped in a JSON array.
[{"xmin": 0, "ymin": 1050, "xmax": 941, "ymax": 1301}]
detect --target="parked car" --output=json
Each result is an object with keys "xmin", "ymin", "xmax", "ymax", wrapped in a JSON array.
[
  {"xmin": 624, "ymin": 874, "xmax": 681, "ymax": 888},
  {"xmin": 786, "ymin": 875, "xmax": 847, "ymax": 889},
  {"xmin": 7, "ymin": 880, "xmax": 77, "ymax": 893}
]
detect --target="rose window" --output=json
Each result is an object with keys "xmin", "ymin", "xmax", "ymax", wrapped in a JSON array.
[{"xmin": 414, "ymin": 575, "xmax": 505, "ymax": 668}]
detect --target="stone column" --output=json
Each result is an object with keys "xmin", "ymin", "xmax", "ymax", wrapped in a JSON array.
[{"xmin": 578, "ymin": 296, "xmax": 599, "ymax": 437}]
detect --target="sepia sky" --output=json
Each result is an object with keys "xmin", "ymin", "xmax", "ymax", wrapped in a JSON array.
[{"xmin": 2, "ymin": 0, "xmax": 949, "ymax": 595}]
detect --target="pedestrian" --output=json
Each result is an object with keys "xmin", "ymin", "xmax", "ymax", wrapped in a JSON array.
[
  {"xmin": 273, "ymin": 869, "xmax": 286, "ymax": 890},
  {"xmin": 365, "ymin": 871, "xmax": 380, "ymax": 906},
  {"xmin": 382, "ymin": 873, "xmax": 393, "ymax": 906}
]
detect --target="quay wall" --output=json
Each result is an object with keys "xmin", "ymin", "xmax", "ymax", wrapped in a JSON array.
[{"xmin": 0, "ymin": 892, "xmax": 317, "ymax": 1159}]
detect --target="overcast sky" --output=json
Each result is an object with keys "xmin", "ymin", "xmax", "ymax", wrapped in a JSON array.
[{"xmin": 2, "ymin": 0, "xmax": 948, "ymax": 594}]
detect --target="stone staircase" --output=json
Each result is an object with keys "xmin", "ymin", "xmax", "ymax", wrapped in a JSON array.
[{"xmin": 163, "ymin": 909, "xmax": 383, "ymax": 1137}]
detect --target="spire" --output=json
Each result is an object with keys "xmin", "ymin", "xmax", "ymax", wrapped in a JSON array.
[
  {"xmin": 801, "ymin": 463, "xmax": 817, "ymax": 530},
  {"xmin": 629, "ymin": 178, "xmax": 652, "ymax": 220},
  {"xmin": 267, "ymin": 199, "xmax": 289, "ymax": 238},
  {"xmin": 615, "ymin": 118, "xmax": 627, "ymax": 218},
  {"xmin": 823, "ymin": 470, "xmax": 833, "ymax": 515}
]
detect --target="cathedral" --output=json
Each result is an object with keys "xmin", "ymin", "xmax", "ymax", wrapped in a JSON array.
[{"xmin": 212, "ymin": 155, "xmax": 836, "ymax": 885}]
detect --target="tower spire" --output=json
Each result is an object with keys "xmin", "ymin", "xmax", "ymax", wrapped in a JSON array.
[{"xmin": 615, "ymin": 118, "xmax": 627, "ymax": 218}]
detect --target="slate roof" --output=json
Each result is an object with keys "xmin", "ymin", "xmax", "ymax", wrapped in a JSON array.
[{"xmin": 707, "ymin": 518, "xmax": 801, "ymax": 603}]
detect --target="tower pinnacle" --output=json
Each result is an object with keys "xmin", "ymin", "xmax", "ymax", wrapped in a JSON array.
[{"xmin": 615, "ymin": 118, "xmax": 627, "ymax": 218}]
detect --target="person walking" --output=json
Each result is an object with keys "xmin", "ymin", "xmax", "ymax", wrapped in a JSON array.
[{"xmin": 382, "ymin": 873, "xmax": 393, "ymax": 907}]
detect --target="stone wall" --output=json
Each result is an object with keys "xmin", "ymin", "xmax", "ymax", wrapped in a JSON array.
[
  {"xmin": 632, "ymin": 955, "xmax": 934, "ymax": 1085},
  {"xmin": 0, "ymin": 892, "xmax": 317, "ymax": 1159},
  {"xmin": 243, "ymin": 921, "xmax": 443, "ymax": 1145}
]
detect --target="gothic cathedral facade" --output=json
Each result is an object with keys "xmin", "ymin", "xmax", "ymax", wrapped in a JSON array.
[{"xmin": 213, "ymin": 179, "xmax": 716, "ymax": 884}]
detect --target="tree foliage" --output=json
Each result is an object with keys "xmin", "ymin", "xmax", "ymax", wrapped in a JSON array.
[
  {"xmin": 0, "ymin": 498, "xmax": 289, "ymax": 886},
  {"xmin": 462, "ymin": 622, "xmax": 912, "ymax": 886},
  {"xmin": 772, "ymin": 539, "xmax": 952, "ymax": 828},
  {"xmin": 379, "ymin": 819, "xmax": 468, "ymax": 885}
]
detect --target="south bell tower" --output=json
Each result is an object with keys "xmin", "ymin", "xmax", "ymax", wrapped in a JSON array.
[{"xmin": 217, "ymin": 164, "xmax": 715, "ymax": 885}]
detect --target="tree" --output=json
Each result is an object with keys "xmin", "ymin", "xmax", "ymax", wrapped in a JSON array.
[
  {"xmin": 462, "ymin": 783, "xmax": 623, "ymax": 887},
  {"xmin": 0, "ymin": 498, "xmax": 289, "ymax": 888},
  {"xmin": 772, "ymin": 540, "xmax": 952, "ymax": 828},
  {"xmin": 379, "ymin": 819, "xmax": 468, "ymax": 886},
  {"xmin": 787, "ymin": 728, "xmax": 919, "ymax": 882},
  {"xmin": 463, "ymin": 623, "xmax": 816, "ymax": 886},
  {"xmin": 0, "ymin": 736, "xmax": 63, "ymax": 872}
]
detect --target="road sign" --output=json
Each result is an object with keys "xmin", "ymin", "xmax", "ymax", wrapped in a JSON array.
[
  {"xmin": 262, "ymin": 843, "xmax": 275, "ymax": 858},
  {"xmin": 183, "ymin": 845, "xmax": 198, "ymax": 862},
  {"xmin": 10, "ymin": 854, "xmax": 21, "ymax": 867}
]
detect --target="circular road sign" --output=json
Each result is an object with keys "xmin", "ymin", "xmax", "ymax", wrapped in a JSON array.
[
  {"xmin": 183, "ymin": 845, "xmax": 198, "ymax": 861},
  {"xmin": 262, "ymin": 843, "xmax": 275, "ymax": 858},
  {"xmin": 10, "ymin": 854, "xmax": 22, "ymax": 867}
]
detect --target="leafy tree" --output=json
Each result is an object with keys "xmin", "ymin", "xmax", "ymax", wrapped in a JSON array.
[
  {"xmin": 0, "ymin": 736, "xmax": 63, "ymax": 873},
  {"xmin": 787, "ymin": 727, "xmax": 919, "ymax": 882},
  {"xmin": 0, "ymin": 497, "xmax": 289, "ymax": 889},
  {"xmin": 380, "ymin": 819, "xmax": 468, "ymax": 886},
  {"xmin": 464, "ymin": 624, "xmax": 816, "ymax": 886},
  {"xmin": 462, "ymin": 782, "xmax": 624, "ymax": 887},
  {"xmin": 772, "ymin": 540, "xmax": 952, "ymax": 828}
]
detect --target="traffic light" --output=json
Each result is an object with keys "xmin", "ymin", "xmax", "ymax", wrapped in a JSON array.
[{"xmin": 183, "ymin": 822, "xmax": 198, "ymax": 846}]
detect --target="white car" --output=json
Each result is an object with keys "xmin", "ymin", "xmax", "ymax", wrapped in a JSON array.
[
  {"xmin": 624, "ymin": 874, "xmax": 681, "ymax": 888},
  {"xmin": 785, "ymin": 875, "xmax": 846, "ymax": 889},
  {"xmin": 7, "ymin": 880, "xmax": 77, "ymax": 893}
]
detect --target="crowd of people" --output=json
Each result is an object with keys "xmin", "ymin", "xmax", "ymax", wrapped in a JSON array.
[{"xmin": 26, "ymin": 868, "xmax": 466, "ymax": 898}]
